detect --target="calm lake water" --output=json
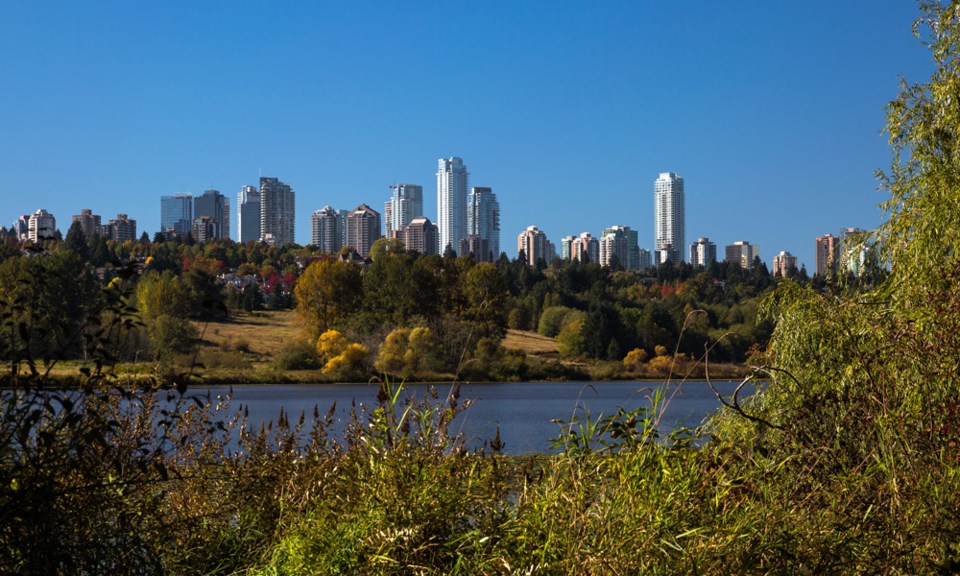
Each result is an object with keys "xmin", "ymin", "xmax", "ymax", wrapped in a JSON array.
[{"xmin": 197, "ymin": 380, "xmax": 754, "ymax": 454}]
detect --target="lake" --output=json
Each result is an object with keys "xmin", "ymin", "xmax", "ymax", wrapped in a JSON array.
[{"xmin": 197, "ymin": 380, "xmax": 755, "ymax": 454}]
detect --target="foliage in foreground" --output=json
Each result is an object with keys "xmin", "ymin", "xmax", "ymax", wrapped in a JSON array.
[{"xmin": 8, "ymin": 3, "xmax": 960, "ymax": 574}]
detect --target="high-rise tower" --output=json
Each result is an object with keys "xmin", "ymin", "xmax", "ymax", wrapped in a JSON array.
[
  {"xmin": 194, "ymin": 190, "xmax": 229, "ymax": 241},
  {"xmin": 517, "ymin": 225, "xmax": 553, "ymax": 267},
  {"xmin": 773, "ymin": 251, "xmax": 798, "ymax": 277},
  {"xmin": 28, "ymin": 209, "xmax": 57, "ymax": 242},
  {"xmin": 400, "ymin": 217, "xmax": 439, "ymax": 256},
  {"xmin": 437, "ymin": 157, "xmax": 468, "ymax": 255},
  {"xmin": 815, "ymin": 233, "xmax": 839, "ymax": 277},
  {"xmin": 259, "ymin": 177, "xmax": 295, "ymax": 246},
  {"xmin": 654, "ymin": 172, "xmax": 685, "ymax": 263},
  {"xmin": 467, "ymin": 186, "xmax": 500, "ymax": 261},
  {"xmin": 600, "ymin": 226, "xmax": 640, "ymax": 269},
  {"xmin": 311, "ymin": 206, "xmax": 344, "ymax": 253},
  {"xmin": 237, "ymin": 185, "xmax": 261, "ymax": 243},
  {"xmin": 72, "ymin": 209, "xmax": 102, "ymax": 239},
  {"xmin": 346, "ymin": 203, "xmax": 382, "ymax": 258},
  {"xmin": 104, "ymin": 214, "xmax": 137, "ymax": 242},
  {"xmin": 386, "ymin": 184, "xmax": 424, "ymax": 236},
  {"xmin": 572, "ymin": 232, "xmax": 600, "ymax": 264},
  {"xmin": 725, "ymin": 240, "xmax": 759, "ymax": 269},
  {"xmin": 161, "ymin": 193, "xmax": 193, "ymax": 237},
  {"xmin": 689, "ymin": 237, "xmax": 717, "ymax": 267}
]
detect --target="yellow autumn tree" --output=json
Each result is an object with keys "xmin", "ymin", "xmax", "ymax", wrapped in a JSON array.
[
  {"xmin": 622, "ymin": 348, "xmax": 649, "ymax": 371},
  {"xmin": 316, "ymin": 329, "xmax": 348, "ymax": 365},
  {"xmin": 321, "ymin": 343, "xmax": 369, "ymax": 380}
]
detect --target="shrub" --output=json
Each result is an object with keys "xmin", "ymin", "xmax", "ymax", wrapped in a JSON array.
[
  {"xmin": 197, "ymin": 348, "xmax": 252, "ymax": 370},
  {"xmin": 272, "ymin": 341, "xmax": 320, "ymax": 371},
  {"xmin": 622, "ymin": 347, "xmax": 648, "ymax": 371},
  {"xmin": 316, "ymin": 329, "xmax": 348, "ymax": 364},
  {"xmin": 233, "ymin": 338, "xmax": 253, "ymax": 353},
  {"xmin": 147, "ymin": 314, "xmax": 198, "ymax": 360},
  {"xmin": 321, "ymin": 342, "xmax": 368, "ymax": 380}
]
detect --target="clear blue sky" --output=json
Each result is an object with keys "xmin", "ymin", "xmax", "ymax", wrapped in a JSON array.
[{"xmin": 0, "ymin": 1, "xmax": 933, "ymax": 270}]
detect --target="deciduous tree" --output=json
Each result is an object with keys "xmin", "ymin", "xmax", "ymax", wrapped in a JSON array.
[{"xmin": 294, "ymin": 259, "xmax": 363, "ymax": 342}]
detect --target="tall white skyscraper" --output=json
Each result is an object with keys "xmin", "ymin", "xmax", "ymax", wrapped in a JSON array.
[
  {"xmin": 654, "ymin": 172, "xmax": 685, "ymax": 263},
  {"xmin": 437, "ymin": 157, "xmax": 468, "ymax": 255},
  {"xmin": 385, "ymin": 183, "xmax": 424, "ymax": 236},
  {"xmin": 467, "ymin": 186, "xmax": 500, "ymax": 261}
]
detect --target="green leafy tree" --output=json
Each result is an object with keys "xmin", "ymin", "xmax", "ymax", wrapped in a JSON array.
[
  {"xmin": 239, "ymin": 282, "xmax": 262, "ymax": 312},
  {"xmin": 579, "ymin": 301, "xmax": 624, "ymax": 360},
  {"xmin": 368, "ymin": 237, "xmax": 405, "ymax": 261},
  {"xmin": 182, "ymin": 266, "xmax": 226, "ymax": 319},
  {"xmin": 136, "ymin": 270, "xmax": 190, "ymax": 320},
  {"xmin": 508, "ymin": 306, "xmax": 531, "ymax": 330},
  {"xmin": 294, "ymin": 259, "xmax": 364, "ymax": 342},
  {"xmin": 362, "ymin": 251, "xmax": 420, "ymax": 328},
  {"xmin": 0, "ymin": 251, "xmax": 100, "ymax": 360},
  {"xmin": 557, "ymin": 319, "xmax": 585, "ymax": 359},
  {"xmin": 406, "ymin": 326, "xmax": 438, "ymax": 374},
  {"xmin": 375, "ymin": 326, "xmax": 437, "ymax": 378},
  {"xmin": 148, "ymin": 313, "xmax": 199, "ymax": 359},
  {"xmin": 538, "ymin": 305, "xmax": 578, "ymax": 338},
  {"xmin": 135, "ymin": 270, "xmax": 197, "ymax": 360},
  {"xmin": 461, "ymin": 262, "xmax": 509, "ymax": 341}
]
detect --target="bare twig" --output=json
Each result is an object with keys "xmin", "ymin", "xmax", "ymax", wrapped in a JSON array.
[{"xmin": 704, "ymin": 347, "xmax": 788, "ymax": 431}]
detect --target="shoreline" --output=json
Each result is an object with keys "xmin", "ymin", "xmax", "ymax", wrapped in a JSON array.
[{"xmin": 1, "ymin": 361, "xmax": 756, "ymax": 388}]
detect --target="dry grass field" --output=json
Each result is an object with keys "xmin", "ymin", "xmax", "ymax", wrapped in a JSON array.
[
  {"xmin": 197, "ymin": 310, "xmax": 302, "ymax": 368},
  {"xmin": 502, "ymin": 329, "xmax": 559, "ymax": 358}
]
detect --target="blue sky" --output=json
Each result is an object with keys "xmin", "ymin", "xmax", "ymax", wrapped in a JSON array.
[{"xmin": 0, "ymin": 2, "xmax": 933, "ymax": 270}]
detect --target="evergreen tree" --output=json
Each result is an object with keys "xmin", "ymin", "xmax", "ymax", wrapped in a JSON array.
[{"xmin": 63, "ymin": 220, "xmax": 89, "ymax": 260}]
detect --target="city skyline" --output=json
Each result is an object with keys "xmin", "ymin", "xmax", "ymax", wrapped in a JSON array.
[
  {"xmin": 0, "ymin": 3, "xmax": 933, "ymax": 268},
  {"xmin": 2, "ymin": 162, "xmax": 890, "ymax": 274}
]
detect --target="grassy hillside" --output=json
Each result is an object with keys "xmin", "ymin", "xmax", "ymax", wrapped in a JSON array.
[
  {"xmin": 196, "ymin": 310, "xmax": 300, "ymax": 370},
  {"xmin": 501, "ymin": 329, "xmax": 559, "ymax": 358}
]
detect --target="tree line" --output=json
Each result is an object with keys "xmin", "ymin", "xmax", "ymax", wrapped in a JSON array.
[{"xmin": 0, "ymin": 216, "xmax": 831, "ymax": 380}]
